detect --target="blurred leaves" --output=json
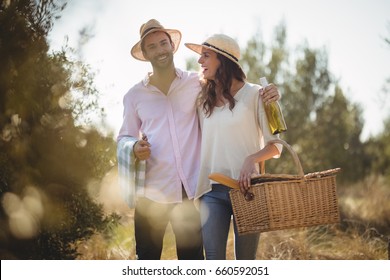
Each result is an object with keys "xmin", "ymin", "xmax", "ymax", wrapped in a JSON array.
[{"xmin": 0, "ymin": 0, "xmax": 116, "ymax": 259}]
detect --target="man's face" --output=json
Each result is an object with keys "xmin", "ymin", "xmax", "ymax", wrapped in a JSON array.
[{"xmin": 142, "ymin": 31, "xmax": 175, "ymax": 69}]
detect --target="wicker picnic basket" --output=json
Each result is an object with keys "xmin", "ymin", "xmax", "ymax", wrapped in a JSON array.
[{"xmin": 229, "ymin": 139, "xmax": 341, "ymax": 235}]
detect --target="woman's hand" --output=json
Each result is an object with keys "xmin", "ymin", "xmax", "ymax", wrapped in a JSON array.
[{"xmin": 238, "ymin": 156, "xmax": 256, "ymax": 194}]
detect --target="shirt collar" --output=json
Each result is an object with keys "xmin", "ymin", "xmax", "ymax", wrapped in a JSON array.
[{"xmin": 142, "ymin": 68, "xmax": 183, "ymax": 86}]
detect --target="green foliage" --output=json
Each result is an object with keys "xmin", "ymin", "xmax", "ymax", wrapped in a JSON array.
[
  {"xmin": 0, "ymin": 0, "xmax": 117, "ymax": 259},
  {"xmin": 362, "ymin": 22, "xmax": 390, "ymax": 180},
  {"xmin": 364, "ymin": 118, "xmax": 390, "ymax": 179},
  {"xmin": 302, "ymin": 86, "xmax": 364, "ymax": 180},
  {"xmin": 186, "ymin": 56, "xmax": 199, "ymax": 72},
  {"xmin": 241, "ymin": 31, "xmax": 267, "ymax": 82}
]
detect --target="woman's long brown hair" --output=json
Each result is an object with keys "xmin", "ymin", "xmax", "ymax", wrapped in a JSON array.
[{"xmin": 199, "ymin": 53, "xmax": 246, "ymax": 117}]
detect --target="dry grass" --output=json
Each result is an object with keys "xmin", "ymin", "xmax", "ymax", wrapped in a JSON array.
[
  {"xmin": 76, "ymin": 218, "xmax": 388, "ymax": 260},
  {"xmin": 76, "ymin": 170, "xmax": 389, "ymax": 260}
]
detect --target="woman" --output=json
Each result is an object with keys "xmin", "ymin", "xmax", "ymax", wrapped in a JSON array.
[{"xmin": 185, "ymin": 34, "xmax": 282, "ymax": 260}]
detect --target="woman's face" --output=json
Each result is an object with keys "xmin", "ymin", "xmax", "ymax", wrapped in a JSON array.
[{"xmin": 198, "ymin": 47, "xmax": 220, "ymax": 80}]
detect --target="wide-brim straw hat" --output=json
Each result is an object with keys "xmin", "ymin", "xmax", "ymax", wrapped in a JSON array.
[
  {"xmin": 131, "ymin": 19, "xmax": 182, "ymax": 61},
  {"xmin": 185, "ymin": 34, "xmax": 244, "ymax": 73}
]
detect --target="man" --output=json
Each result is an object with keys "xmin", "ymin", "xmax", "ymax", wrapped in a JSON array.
[{"xmin": 117, "ymin": 19, "xmax": 280, "ymax": 260}]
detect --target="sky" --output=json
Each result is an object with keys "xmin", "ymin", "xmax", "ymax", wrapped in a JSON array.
[{"xmin": 49, "ymin": 0, "xmax": 390, "ymax": 141}]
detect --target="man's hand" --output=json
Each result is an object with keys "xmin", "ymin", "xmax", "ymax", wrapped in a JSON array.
[
  {"xmin": 260, "ymin": 83, "xmax": 281, "ymax": 105},
  {"xmin": 133, "ymin": 139, "xmax": 151, "ymax": 160}
]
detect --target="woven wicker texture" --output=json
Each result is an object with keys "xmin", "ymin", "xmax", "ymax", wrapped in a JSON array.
[{"xmin": 229, "ymin": 139, "xmax": 340, "ymax": 235}]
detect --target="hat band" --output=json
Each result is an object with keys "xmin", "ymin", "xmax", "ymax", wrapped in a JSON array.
[
  {"xmin": 203, "ymin": 42, "xmax": 238, "ymax": 62},
  {"xmin": 141, "ymin": 27, "xmax": 161, "ymax": 38}
]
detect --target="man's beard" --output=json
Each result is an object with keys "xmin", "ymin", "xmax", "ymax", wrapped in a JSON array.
[{"xmin": 150, "ymin": 52, "xmax": 174, "ymax": 70}]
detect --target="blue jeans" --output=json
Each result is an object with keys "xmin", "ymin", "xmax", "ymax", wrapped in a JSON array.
[{"xmin": 199, "ymin": 184, "xmax": 260, "ymax": 260}]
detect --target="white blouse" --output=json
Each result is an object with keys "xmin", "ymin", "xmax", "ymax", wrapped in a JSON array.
[{"xmin": 195, "ymin": 82, "xmax": 281, "ymax": 199}]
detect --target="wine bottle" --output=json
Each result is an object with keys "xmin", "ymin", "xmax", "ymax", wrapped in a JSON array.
[{"xmin": 260, "ymin": 77, "xmax": 287, "ymax": 135}]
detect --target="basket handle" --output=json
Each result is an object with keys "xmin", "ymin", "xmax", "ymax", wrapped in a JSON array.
[{"xmin": 267, "ymin": 138, "xmax": 304, "ymax": 177}]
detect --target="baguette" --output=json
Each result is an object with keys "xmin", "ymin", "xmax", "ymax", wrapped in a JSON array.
[{"xmin": 208, "ymin": 173, "xmax": 240, "ymax": 189}]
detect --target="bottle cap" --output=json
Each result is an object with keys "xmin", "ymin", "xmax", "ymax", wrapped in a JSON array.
[{"xmin": 260, "ymin": 77, "xmax": 268, "ymax": 87}]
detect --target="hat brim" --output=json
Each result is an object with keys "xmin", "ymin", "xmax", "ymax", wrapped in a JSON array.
[
  {"xmin": 185, "ymin": 42, "xmax": 245, "ymax": 73},
  {"xmin": 131, "ymin": 29, "xmax": 182, "ymax": 61}
]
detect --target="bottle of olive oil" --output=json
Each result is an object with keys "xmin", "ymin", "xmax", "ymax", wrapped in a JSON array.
[{"xmin": 260, "ymin": 77, "xmax": 287, "ymax": 135}]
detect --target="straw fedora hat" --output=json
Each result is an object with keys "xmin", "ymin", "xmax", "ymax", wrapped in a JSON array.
[
  {"xmin": 131, "ymin": 19, "xmax": 182, "ymax": 61},
  {"xmin": 185, "ymin": 34, "xmax": 244, "ymax": 72}
]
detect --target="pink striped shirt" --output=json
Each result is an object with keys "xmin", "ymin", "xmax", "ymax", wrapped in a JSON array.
[{"xmin": 117, "ymin": 69, "xmax": 201, "ymax": 203}]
